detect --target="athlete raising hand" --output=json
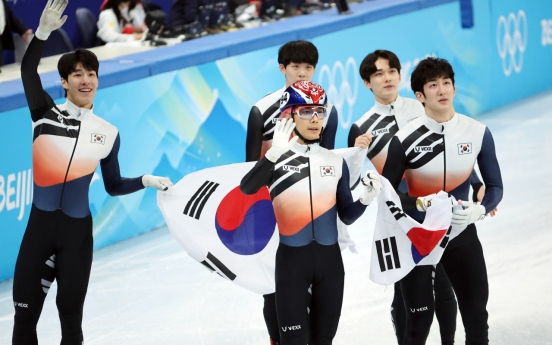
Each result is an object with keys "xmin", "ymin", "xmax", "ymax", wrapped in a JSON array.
[{"xmin": 12, "ymin": 1, "xmax": 171, "ymax": 344}]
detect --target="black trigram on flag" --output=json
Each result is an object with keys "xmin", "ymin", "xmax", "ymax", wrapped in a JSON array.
[
  {"xmin": 183, "ymin": 181, "xmax": 219, "ymax": 219},
  {"xmin": 375, "ymin": 236, "xmax": 401, "ymax": 272},
  {"xmin": 200, "ymin": 252, "xmax": 237, "ymax": 281},
  {"xmin": 439, "ymin": 226, "xmax": 453, "ymax": 248}
]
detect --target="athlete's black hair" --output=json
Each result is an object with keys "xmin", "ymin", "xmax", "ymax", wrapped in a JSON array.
[
  {"xmin": 359, "ymin": 49, "xmax": 401, "ymax": 82},
  {"xmin": 410, "ymin": 57, "xmax": 455, "ymax": 96},
  {"xmin": 278, "ymin": 40, "xmax": 318, "ymax": 67},
  {"xmin": 58, "ymin": 49, "xmax": 99, "ymax": 97},
  {"xmin": 101, "ymin": 0, "xmax": 138, "ymax": 22}
]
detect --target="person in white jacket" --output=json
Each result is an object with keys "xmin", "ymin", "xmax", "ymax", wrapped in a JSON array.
[{"xmin": 97, "ymin": 0, "xmax": 146, "ymax": 43}]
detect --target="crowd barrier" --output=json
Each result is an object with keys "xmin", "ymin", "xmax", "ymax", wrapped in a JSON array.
[{"xmin": 1, "ymin": 0, "xmax": 551, "ymax": 281}]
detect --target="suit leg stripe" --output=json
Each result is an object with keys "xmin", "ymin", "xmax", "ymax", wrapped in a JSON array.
[
  {"xmin": 46, "ymin": 260, "xmax": 55, "ymax": 268},
  {"xmin": 41, "ymin": 279, "xmax": 53, "ymax": 287}
]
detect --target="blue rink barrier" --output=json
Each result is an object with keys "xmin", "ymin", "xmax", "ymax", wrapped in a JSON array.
[{"xmin": 0, "ymin": 0, "xmax": 551, "ymax": 282}]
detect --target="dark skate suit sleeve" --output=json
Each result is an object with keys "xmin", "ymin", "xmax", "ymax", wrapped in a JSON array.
[
  {"xmin": 347, "ymin": 123, "xmax": 364, "ymax": 189},
  {"xmin": 21, "ymin": 36, "xmax": 55, "ymax": 122},
  {"xmin": 336, "ymin": 160, "xmax": 366, "ymax": 224},
  {"xmin": 245, "ymin": 106, "xmax": 264, "ymax": 162},
  {"xmin": 470, "ymin": 170, "xmax": 484, "ymax": 202},
  {"xmin": 347, "ymin": 123, "xmax": 363, "ymax": 148},
  {"xmin": 240, "ymin": 158, "xmax": 275, "ymax": 194},
  {"xmin": 477, "ymin": 128, "xmax": 503, "ymax": 212},
  {"xmin": 382, "ymin": 136, "xmax": 417, "ymax": 211},
  {"xmin": 320, "ymin": 106, "xmax": 338, "ymax": 150},
  {"xmin": 101, "ymin": 133, "xmax": 145, "ymax": 196}
]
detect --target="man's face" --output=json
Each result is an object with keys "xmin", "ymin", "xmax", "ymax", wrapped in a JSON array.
[
  {"xmin": 415, "ymin": 76, "xmax": 456, "ymax": 114},
  {"xmin": 364, "ymin": 58, "xmax": 400, "ymax": 104},
  {"xmin": 61, "ymin": 63, "xmax": 98, "ymax": 109},
  {"xmin": 289, "ymin": 105, "xmax": 324, "ymax": 142},
  {"xmin": 279, "ymin": 62, "xmax": 316, "ymax": 87}
]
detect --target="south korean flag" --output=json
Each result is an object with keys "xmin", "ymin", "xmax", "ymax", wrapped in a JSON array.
[
  {"xmin": 158, "ymin": 147, "xmax": 367, "ymax": 294},
  {"xmin": 369, "ymin": 174, "xmax": 466, "ymax": 285},
  {"xmin": 158, "ymin": 162, "xmax": 278, "ymax": 294}
]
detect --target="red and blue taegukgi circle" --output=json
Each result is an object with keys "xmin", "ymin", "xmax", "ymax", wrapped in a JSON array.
[{"xmin": 215, "ymin": 186, "xmax": 276, "ymax": 255}]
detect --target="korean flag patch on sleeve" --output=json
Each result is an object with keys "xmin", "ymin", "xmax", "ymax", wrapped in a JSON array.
[{"xmin": 320, "ymin": 166, "xmax": 335, "ymax": 177}]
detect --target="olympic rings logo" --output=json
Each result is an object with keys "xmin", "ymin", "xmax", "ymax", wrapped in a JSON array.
[
  {"xmin": 496, "ymin": 10, "xmax": 528, "ymax": 77},
  {"xmin": 317, "ymin": 58, "xmax": 359, "ymax": 129}
]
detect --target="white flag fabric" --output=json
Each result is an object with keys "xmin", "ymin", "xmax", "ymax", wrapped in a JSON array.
[
  {"xmin": 157, "ymin": 147, "xmax": 367, "ymax": 295},
  {"xmin": 369, "ymin": 174, "xmax": 465, "ymax": 285}
]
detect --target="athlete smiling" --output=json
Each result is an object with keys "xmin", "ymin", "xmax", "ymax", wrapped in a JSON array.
[{"xmin": 12, "ymin": 1, "xmax": 171, "ymax": 344}]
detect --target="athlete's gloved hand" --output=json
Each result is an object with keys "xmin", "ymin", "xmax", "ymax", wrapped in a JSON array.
[
  {"xmin": 416, "ymin": 194, "xmax": 436, "ymax": 212},
  {"xmin": 265, "ymin": 118, "xmax": 299, "ymax": 163},
  {"xmin": 451, "ymin": 200, "xmax": 486, "ymax": 227},
  {"xmin": 360, "ymin": 172, "xmax": 381, "ymax": 206},
  {"xmin": 142, "ymin": 175, "xmax": 173, "ymax": 191},
  {"xmin": 36, "ymin": 0, "xmax": 69, "ymax": 41}
]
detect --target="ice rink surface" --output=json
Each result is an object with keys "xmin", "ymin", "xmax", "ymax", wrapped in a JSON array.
[{"xmin": 1, "ymin": 89, "xmax": 551, "ymax": 344}]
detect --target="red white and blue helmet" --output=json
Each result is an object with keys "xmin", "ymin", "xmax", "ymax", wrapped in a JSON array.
[{"xmin": 279, "ymin": 81, "xmax": 328, "ymax": 112}]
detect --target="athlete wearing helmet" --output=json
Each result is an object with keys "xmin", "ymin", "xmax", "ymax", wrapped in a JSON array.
[
  {"xmin": 241, "ymin": 81, "xmax": 376, "ymax": 345},
  {"xmin": 245, "ymin": 40, "xmax": 342, "ymax": 345},
  {"xmin": 245, "ymin": 40, "xmax": 339, "ymax": 162}
]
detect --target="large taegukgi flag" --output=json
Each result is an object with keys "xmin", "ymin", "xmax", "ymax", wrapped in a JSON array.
[
  {"xmin": 157, "ymin": 147, "xmax": 367, "ymax": 295},
  {"xmin": 369, "ymin": 174, "xmax": 466, "ymax": 286}
]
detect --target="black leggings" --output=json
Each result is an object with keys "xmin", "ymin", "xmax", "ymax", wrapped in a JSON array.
[
  {"xmin": 391, "ymin": 264, "xmax": 457, "ymax": 345},
  {"xmin": 264, "ymin": 293, "xmax": 280, "ymax": 342},
  {"xmin": 275, "ymin": 242, "xmax": 344, "ymax": 345},
  {"xmin": 12, "ymin": 205, "xmax": 93, "ymax": 345},
  {"xmin": 398, "ymin": 225, "xmax": 488, "ymax": 345}
]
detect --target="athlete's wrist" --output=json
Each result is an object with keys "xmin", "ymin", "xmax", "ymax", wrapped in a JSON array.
[{"xmin": 35, "ymin": 27, "xmax": 51, "ymax": 41}]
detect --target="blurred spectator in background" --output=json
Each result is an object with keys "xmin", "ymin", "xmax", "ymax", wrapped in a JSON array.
[
  {"xmin": 170, "ymin": 0, "xmax": 237, "ymax": 36},
  {"xmin": 98, "ymin": 0, "xmax": 147, "ymax": 42},
  {"xmin": 1, "ymin": 0, "xmax": 32, "ymax": 67},
  {"xmin": 170, "ymin": 0, "xmax": 199, "ymax": 28}
]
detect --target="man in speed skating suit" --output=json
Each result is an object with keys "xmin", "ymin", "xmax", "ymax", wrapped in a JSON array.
[
  {"xmin": 382, "ymin": 57, "xmax": 503, "ymax": 345},
  {"xmin": 12, "ymin": 1, "xmax": 172, "ymax": 343},
  {"xmin": 241, "ymin": 81, "xmax": 377, "ymax": 345}
]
